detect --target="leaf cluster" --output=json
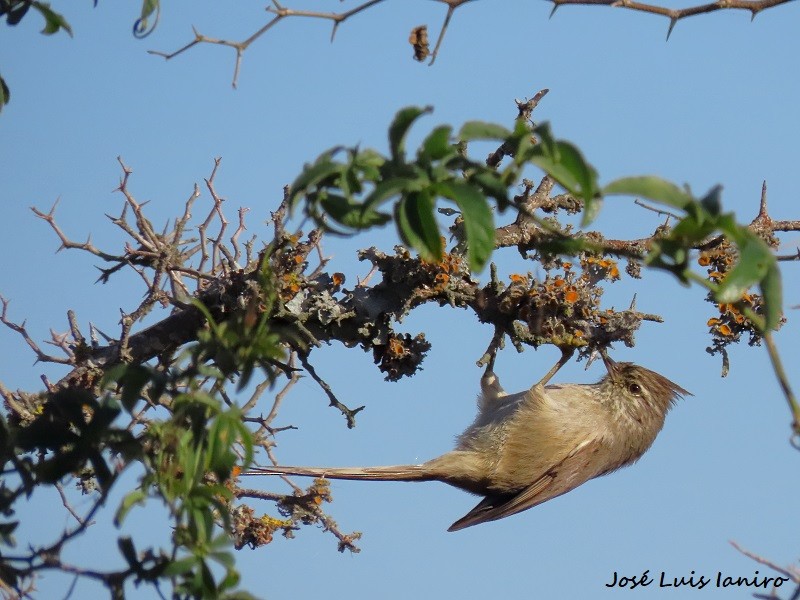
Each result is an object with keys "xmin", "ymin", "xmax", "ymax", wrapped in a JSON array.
[
  {"xmin": 289, "ymin": 107, "xmax": 599, "ymax": 272},
  {"xmin": 605, "ymin": 177, "xmax": 781, "ymax": 333},
  {"xmin": 290, "ymin": 107, "xmax": 781, "ymax": 340},
  {"xmin": 102, "ymin": 340, "xmax": 263, "ymax": 597}
]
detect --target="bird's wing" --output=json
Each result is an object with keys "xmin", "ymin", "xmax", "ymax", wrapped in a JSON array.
[{"xmin": 447, "ymin": 437, "xmax": 601, "ymax": 532}]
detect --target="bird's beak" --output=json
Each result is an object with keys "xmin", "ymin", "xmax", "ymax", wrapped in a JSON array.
[{"xmin": 602, "ymin": 352, "xmax": 616, "ymax": 375}]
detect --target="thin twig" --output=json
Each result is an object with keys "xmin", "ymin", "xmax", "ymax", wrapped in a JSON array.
[
  {"xmin": 730, "ymin": 540, "xmax": 800, "ymax": 582},
  {"xmin": 297, "ymin": 353, "xmax": 365, "ymax": 428}
]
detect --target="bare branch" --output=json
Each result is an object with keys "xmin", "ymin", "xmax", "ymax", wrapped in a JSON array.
[
  {"xmin": 147, "ymin": 1, "xmax": 798, "ymax": 90},
  {"xmin": 0, "ymin": 296, "xmax": 72, "ymax": 365},
  {"xmin": 297, "ymin": 353, "xmax": 365, "ymax": 428},
  {"xmin": 730, "ymin": 539, "xmax": 800, "ymax": 582}
]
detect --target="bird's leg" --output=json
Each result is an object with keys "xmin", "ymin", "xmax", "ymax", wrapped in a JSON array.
[
  {"xmin": 532, "ymin": 347, "xmax": 575, "ymax": 390},
  {"xmin": 481, "ymin": 360, "xmax": 506, "ymax": 399},
  {"xmin": 480, "ymin": 327, "xmax": 506, "ymax": 399}
]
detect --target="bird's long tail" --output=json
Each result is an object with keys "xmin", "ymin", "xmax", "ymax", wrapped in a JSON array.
[{"xmin": 240, "ymin": 464, "xmax": 433, "ymax": 482}]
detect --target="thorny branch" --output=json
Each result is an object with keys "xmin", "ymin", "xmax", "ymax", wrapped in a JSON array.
[
  {"xmin": 148, "ymin": 0, "xmax": 796, "ymax": 88},
  {"xmin": 551, "ymin": 0, "xmax": 795, "ymax": 40}
]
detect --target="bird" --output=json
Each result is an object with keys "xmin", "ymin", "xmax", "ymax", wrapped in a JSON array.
[{"xmin": 241, "ymin": 354, "xmax": 690, "ymax": 531}]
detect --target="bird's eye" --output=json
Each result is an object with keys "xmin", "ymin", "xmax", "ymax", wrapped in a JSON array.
[{"xmin": 628, "ymin": 383, "xmax": 642, "ymax": 395}]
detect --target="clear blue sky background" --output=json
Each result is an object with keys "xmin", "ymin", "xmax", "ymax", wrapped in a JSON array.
[{"xmin": 2, "ymin": 1, "xmax": 799, "ymax": 598}]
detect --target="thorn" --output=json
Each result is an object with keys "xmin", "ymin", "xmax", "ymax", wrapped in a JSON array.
[
  {"xmin": 666, "ymin": 18, "xmax": 677, "ymax": 41},
  {"xmin": 331, "ymin": 22, "xmax": 339, "ymax": 43},
  {"xmin": 629, "ymin": 293, "xmax": 637, "ymax": 311},
  {"xmin": 758, "ymin": 180, "xmax": 768, "ymax": 218},
  {"xmin": 750, "ymin": 8, "xmax": 758, "ymax": 21},
  {"xmin": 549, "ymin": 3, "xmax": 559, "ymax": 19},
  {"xmin": 585, "ymin": 348, "xmax": 602, "ymax": 370}
]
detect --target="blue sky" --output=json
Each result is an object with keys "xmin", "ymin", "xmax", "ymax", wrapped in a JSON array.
[{"xmin": 1, "ymin": 1, "xmax": 799, "ymax": 598}]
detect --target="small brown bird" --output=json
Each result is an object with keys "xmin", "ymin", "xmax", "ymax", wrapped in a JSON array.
[{"xmin": 242, "ymin": 355, "xmax": 689, "ymax": 531}]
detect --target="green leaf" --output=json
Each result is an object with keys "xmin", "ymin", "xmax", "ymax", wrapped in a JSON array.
[
  {"xmin": 507, "ymin": 119, "xmax": 535, "ymax": 165},
  {"xmin": 133, "ymin": 0, "xmax": 159, "ymax": 37},
  {"xmin": 140, "ymin": 0, "xmax": 159, "ymax": 23},
  {"xmin": 532, "ymin": 122, "xmax": 558, "ymax": 157},
  {"xmin": 668, "ymin": 212, "xmax": 717, "ymax": 243},
  {"xmin": 190, "ymin": 506, "xmax": 214, "ymax": 543},
  {"xmin": 581, "ymin": 197, "xmax": 603, "ymax": 226},
  {"xmin": 520, "ymin": 124, "xmax": 599, "ymax": 207},
  {"xmin": 527, "ymin": 140, "xmax": 599, "ymax": 208},
  {"xmin": 288, "ymin": 152, "xmax": 343, "ymax": 204},
  {"xmin": 162, "ymin": 555, "xmax": 198, "ymax": 577},
  {"xmin": 388, "ymin": 106, "xmax": 432, "ymax": 162},
  {"xmin": 458, "ymin": 121, "xmax": 512, "ymax": 141},
  {"xmin": 32, "ymin": 2, "xmax": 72, "ymax": 36},
  {"xmin": 603, "ymin": 176, "xmax": 693, "ymax": 210},
  {"xmin": 716, "ymin": 233, "xmax": 774, "ymax": 303},
  {"xmin": 173, "ymin": 390, "xmax": 223, "ymax": 414},
  {"xmin": 420, "ymin": 125, "xmax": 454, "ymax": 161},
  {"xmin": 320, "ymin": 194, "xmax": 390, "ymax": 231},
  {"xmin": 115, "ymin": 489, "xmax": 147, "ymax": 526},
  {"xmin": 177, "ymin": 437, "xmax": 202, "ymax": 488},
  {"xmin": 436, "ymin": 181, "xmax": 495, "ymax": 271},
  {"xmin": 352, "ymin": 148, "xmax": 385, "ymax": 181},
  {"xmin": 210, "ymin": 550, "xmax": 236, "ymax": 571},
  {"xmin": 200, "ymin": 560, "xmax": 216, "ymax": 595},
  {"xmin": 101, "ymin": 363, "xmax": 128, "ymax": 386},
  {"xmin": 362, "ymin": 209, "xmax": 392, "ymax": 232},
  {"xmin": 232, "ymin": 417, "xmax": 254, "ymax": 468},
  {"xmin": 760, "ymin": 262, "xmax": 783, "ymax": 331},
  {"xmin": 469, "ymin": 170, "xmax": 510, "ymax": 208},
  {"xmin": 395, "ymin": 192, "xmax": 442, "ymax": 263},
  {"xmin": 362, "ymin": 177, "xmax": 416, "ymax": 211}
]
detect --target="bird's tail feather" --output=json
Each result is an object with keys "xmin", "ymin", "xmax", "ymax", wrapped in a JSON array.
[{"xmin": 240, "ymin": 464, "xmax": 432, "ymax": 482}]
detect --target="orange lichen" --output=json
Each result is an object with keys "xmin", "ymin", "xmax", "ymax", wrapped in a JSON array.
[{"xmin": 388, "ymin": 337, "xmax": 406, "ymax": 356}]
